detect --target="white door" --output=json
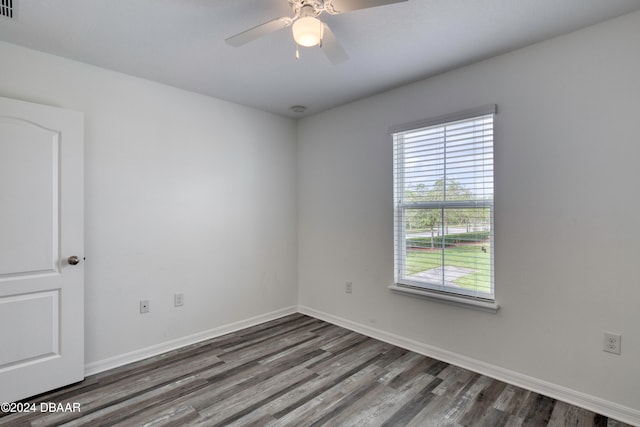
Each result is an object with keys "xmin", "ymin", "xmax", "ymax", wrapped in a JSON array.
[{"xmin": 0, "ymin": 97, "xmax": 84, "ymax": 403}]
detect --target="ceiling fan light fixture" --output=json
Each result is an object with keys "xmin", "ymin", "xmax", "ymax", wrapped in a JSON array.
[{"xmin": 292, "ymin": 16, "xmax": 323, "ymax": 47}]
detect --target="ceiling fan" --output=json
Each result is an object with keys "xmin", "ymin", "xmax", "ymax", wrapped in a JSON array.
[{"xmin": 225, "ymin": 0, "xmax": 408, "ymax": 64}]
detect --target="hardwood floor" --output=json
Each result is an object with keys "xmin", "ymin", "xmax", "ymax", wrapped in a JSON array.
[{"xmin": 0, "ymin": 313, "xmax": 632, "ymax": 426}]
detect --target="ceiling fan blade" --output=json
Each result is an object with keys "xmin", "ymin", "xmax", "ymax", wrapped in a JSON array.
[
  {"xmin": 225, "ymin": 17, "xmax": 292, "ymax": 47},
  {"xmin": 327, "ymin": 0, "xmax": 407, "ymax": 13},
  {"xmin": 321, "ymin": 23, "xmax": 349, "ymax": 65}
]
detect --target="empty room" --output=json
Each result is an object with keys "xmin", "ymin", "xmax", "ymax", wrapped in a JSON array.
[{"xmin": 0, "ymin": 0, "xmax": 639, "ymax": 425}]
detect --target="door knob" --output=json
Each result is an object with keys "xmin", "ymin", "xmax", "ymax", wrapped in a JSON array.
[{"xmin": 67, "ymin": 256, "xmax": 80, "ymax": 265}]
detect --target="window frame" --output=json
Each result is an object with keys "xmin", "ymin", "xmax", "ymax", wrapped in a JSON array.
[{"xmin": 390, "ymin": 105, "xmax": 498, "ymax": 311}]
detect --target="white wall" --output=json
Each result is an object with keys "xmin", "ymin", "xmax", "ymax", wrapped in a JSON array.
[
  {"xmin": 297, "ymin": 10, "xmax": 640, "ymax": 417},
  {"xmin": 0, "ymin": 41, "xmax": 298, "ymax": 366},
  {"xmin": 1, "ymin": 8, "xmax": 639, "ymax": 422}
]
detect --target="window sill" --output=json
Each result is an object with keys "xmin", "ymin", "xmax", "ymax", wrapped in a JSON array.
[{"xmin": 388, "ymin": 284, "xmax": 499, "ymax": 313}]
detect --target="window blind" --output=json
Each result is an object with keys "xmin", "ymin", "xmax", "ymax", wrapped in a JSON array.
[{"xmin": 393, "ymin": 106, "xmax": 495, "ymax": 301}]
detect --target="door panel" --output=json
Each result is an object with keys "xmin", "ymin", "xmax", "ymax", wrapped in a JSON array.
[
  {"xmin": 0, "ymin": 118, "xmax": 59, "ymax": 276},
  {"xmin": 0, "ymin": 291, "xmax": 59, "ymax": 366},
  {"xmin": 0, "ymin": 97, "xmax": 84, "ymax": 403}
]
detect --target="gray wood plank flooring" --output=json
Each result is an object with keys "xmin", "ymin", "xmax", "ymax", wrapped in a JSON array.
[{"xmin": 0, "ymin": 314, "xmax": 633, "ymax": 426}]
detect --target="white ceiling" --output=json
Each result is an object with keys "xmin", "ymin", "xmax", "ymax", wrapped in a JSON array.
[{"xmin": 1, "ymin": 0, "xmax": 639, "ymax": 118}]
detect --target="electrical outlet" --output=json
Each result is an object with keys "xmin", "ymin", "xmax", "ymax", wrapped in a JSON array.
[
  {"xmin": 603, "ymin": 332, "xmax": 621, "ymax": 355},
  {"xmin": 174, "ymin": 292, "xmax": 184, "ymax": 307},
  {"xmin": 345, "ymin": 281, "xmax": 353, "ymax": 294},
  {"xmin": 140, "ymin": 300, "xmax": 150, "ymax": 314}
]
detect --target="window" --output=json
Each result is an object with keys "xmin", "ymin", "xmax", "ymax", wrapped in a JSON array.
[{"xmin": 392, "ymin": 105, "xmax": 496, "ymax": 306}]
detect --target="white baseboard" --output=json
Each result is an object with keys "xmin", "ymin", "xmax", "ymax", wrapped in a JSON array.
[
  {"xmin": 84, "ymin": 306, "xmax": 298, "ymax": 377},
  {"xmin": 298, "ymin": 305, "xmax": 640, "ymax": 427}
]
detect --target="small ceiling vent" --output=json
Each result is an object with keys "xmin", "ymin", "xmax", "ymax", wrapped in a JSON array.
[{"xmin": 1, "ymin": 0, "xmax": 15, "ymax": 19}]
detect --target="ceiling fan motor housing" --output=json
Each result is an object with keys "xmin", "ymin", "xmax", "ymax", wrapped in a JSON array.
[{"xmin": 289, "ymin": 0, "xmax": 341, "ymax": 17}]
